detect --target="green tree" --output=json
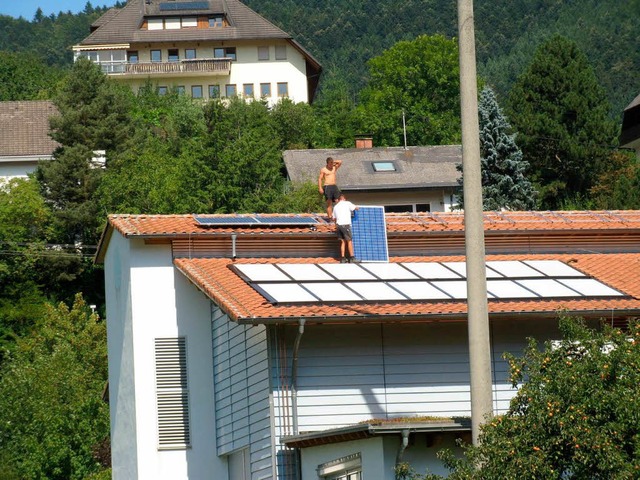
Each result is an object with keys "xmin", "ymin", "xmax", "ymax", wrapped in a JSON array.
[
  {"xmin": 358, "ymin": 34, "xmax": 462, "ymax": 147},
  {"xmin": 428, "ymin": 317, "xmax": 640, "ymax": 479},
  {"xmin": 0, "ymin": 294, "xmax": 110, "ymax": 480},
  {"xmin": 508, "ymin": 35, "xmax": 617, "ymax": 209},
  {"xmin": 0, "ymin": 51, "xmax": 63, "ymax": 101},
  {"xmin": 0, "ymin": 178, "xmax": 52, "ymax": 360},
  {"xmin": 36, "ymin": 58, "xmax": 134, "ymax": 245},
  {"xmin": 204, "ymin": 98, "xmax": 285, "ymax": 212},
  {"xmin": 457, "ymin": 87, "xmax": 536, "ymax": 210}
]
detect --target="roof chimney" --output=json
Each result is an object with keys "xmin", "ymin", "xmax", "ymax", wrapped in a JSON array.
[{"xmin": 355, "ymin": 135, "xmax": 373, "ymax": 149}]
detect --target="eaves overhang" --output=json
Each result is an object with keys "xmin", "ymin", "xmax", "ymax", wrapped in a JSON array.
[{"xmin": 282, "ymin": 419, "xmax": 472, "ymax": 449}]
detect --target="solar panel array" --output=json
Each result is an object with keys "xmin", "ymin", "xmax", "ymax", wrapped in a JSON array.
[
  {"xmin": 231, "ymin": 260, "xmax": 625, "ymax": 304},
  {"xmin": 194, "ymin": 215, "xmax": 318, "ymax": 227},
  {"xmin": 351, "ymin": 206, "xmax": 388, "ymax": 262},
  {"xmin": 159, "ymin": 1, "xmax": 210, "ymax": 11}
]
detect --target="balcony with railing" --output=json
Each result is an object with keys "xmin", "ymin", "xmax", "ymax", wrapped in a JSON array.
[{"xmin": 99, "ymin": 58, "xmax": 232, "ymax": 77}]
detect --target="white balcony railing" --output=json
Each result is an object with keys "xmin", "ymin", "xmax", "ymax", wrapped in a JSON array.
[{"xmin": 99, "ymin": 58, "xmax": 232, "ymax": 76}]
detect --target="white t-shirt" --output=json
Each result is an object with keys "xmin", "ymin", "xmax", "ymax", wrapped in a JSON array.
[{"xmin": 332, "ymin": 200, "xmax": 357, "ymax": 225}]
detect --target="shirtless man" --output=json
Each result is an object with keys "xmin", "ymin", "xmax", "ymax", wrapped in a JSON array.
[{"xmin": 318, "ymin": 157, "xmax": 343, "ymax": 217}]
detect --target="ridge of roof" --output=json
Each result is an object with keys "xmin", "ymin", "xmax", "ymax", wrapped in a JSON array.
[
  {"xmin": 105, "ymin": 211, "xmax": 640, "ymax": 237},
  {"xmin": 78, "ymin": 0, "xmax": 290, "ymax": 46}
]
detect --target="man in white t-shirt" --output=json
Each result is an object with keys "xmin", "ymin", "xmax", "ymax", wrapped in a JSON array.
[{"xmin": 331, "ymin": 194, "xmax": 359, "ymax": 263}]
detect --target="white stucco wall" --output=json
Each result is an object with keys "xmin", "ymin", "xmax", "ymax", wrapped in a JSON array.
[
  {"xmin": 119, "ymin": 40, "xmax": 310, "ymax": 105},
  {"xmin": 104, "ymin": 232, "xmax": 226, "ymax": 479}
]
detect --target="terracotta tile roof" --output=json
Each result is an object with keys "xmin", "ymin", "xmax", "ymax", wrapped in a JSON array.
[
  {"xmin": 0, "ymin": 101, "xmax": 59, "ymax": 157},
  {"xmin": 174, "ymin": 253, "xmax": 640, "ymax": 323},
  {"xmin": 106, "ymin": 210, "xmax": 640, "ymax": 238}
]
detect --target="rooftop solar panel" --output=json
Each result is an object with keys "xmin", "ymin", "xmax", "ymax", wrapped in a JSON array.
[
  {"xmin": 254, "ymin": 215, "xmax": 318, "ymax": 226},
  {"xmin": 194, "ymin": 215, "xmax": 318, "ymax": 227},
  {"xmin": 236, "ymin": 261, "xmax": 627, "ymax": 304},
  {"xmin": 351, "ymin": 206, "xmax": 388, "ymax": 262},
  {"xmin": 194, "ymin": 216, "xmax": 259, "ymax": 226},
  {"xmin": 159, "ymin": 1, "xmax": 209, "ymax": 11}
]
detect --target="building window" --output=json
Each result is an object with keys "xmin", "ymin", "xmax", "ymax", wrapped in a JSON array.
[
  {"xmin": 318, "ymin": 453, "xmax": 361, "ymax": 480},
  {"xmin": 209, "ymin": 84, "xmax": 220, "ymax": 98},
  {"xmin": 372, "ymin": 161, "xmax": 397, "ymax": 172},
  {"xmin": 277, "ymin": 82, "xmax": 288, "ymax": 97},
  {"xmin": 214, "ymin": 47, "xmax": 237, "ymax": 61},
  {"xmin": 165, "ymin": 17, "xmax": 181, "ymax": 29},
  {"xmin": 148, "ymin": 18, "xmax": 163, "ymax": 30},
  {"xmin": 155, "ymin": 337, "xmax": 191, "ymax": 449},
  {"xmin": 416, "ymin": 203, "xmax": 431, "ymax": 212},
  {"xmin": 275, "ymin": 44, "xmax": 287, "ymax": 60},
  {"xmin": 158, "ymin": 86, "xmax": 168, "ymax": 95},
  {"xmin": 128, "ymin": 51, "xmax": 139, "ymax": 63},
  {"xmin": 383, "ymin": 203, "xmax": 431, "ymax": 213},
  {"xmin": 260, "ymin": 83, "xmax": 271, "ymax": 97},
  {"xmin": 192, "ymin": 85, "xmax": 203, "ymax": 98},
  {"xmin": 258, "ymin": 46, "xmax": 269, "ymax": 61},
  {"xmin": 182, "ymin": 17, "xmax": 197, "ymax": 28},
  {"xmin": 225, "ymin": 84, "xmax": 237, "ymax": 97},
  {"xmin": 168, "ymin": 49, "xmax": 179, "ymax": 62},
  {"xmin": 209, "ymin": 15, "xmax": 224, "ymax": 27},
  {"xmin": 185, "ymin": 48, "xmax": 196, "ymax": 60},
  {"xmin": 177, "ymin": 86, "xmax": 185, "ymax": 95},
  {"xmin": 243, "ymin": 84, "xmax": 254, "ymax": 98},
  {"xmin": 151, "ymin": 50, "xmax": 162, "ymax": 62}
]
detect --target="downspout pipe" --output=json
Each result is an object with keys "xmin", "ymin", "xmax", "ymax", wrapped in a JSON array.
[
  {"xmin": 291, "ymin": 319, "xmax": 306, "ymax": 435},
  {"xmin": 395, "ymin": 429, "xmax": 410, "ymax": 469},
  {"xmin": 231, "ymin": 233, "xmax": 237, "ymax": 260}
]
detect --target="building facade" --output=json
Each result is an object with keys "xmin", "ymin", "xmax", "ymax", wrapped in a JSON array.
[
  {"xmin": 73, "ymin": 0, "xmax": 321, "ymax": 105},
  {"xmin": 97, "ymin": 210, "xmax": 640, "ymax": 479}
]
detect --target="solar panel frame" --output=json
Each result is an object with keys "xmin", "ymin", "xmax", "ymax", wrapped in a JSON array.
[
  {"xmin": 230, "ymin": 260, "xmax": 629, "ymax": 305},
  {"xmin": 232, "ymin": 264, "xmax": 290, "ymax": 282},
  {"xmin": 524, "ymin": 260, "xmax": 586, "ymax": 277},
  {"xmin": 351, "ymin": 206, "xmax": 389, "ymax": 262},
  {"xmin": 253, "ymin": 283, "xmax": 318, "ymax": 303},
  {"xmin": 345, "ymin": 282, "xmax": 408, "ymax": 301},
  {"xmin": 486, "ymin": 260, "xmax": 545, "ymax": 278},
  {"xmin": 194, "ymin": 216, "xmax": 259, "ymax": 226},
  {"xmin": 254, "ymin": 215, "xmax": 318, "ymax": 226},
  {"xmin": 558, "ymin": 278, "xmax": 624, "ymax": 297},
  {"xmin": 159, "ymin": 1, "xmax": 210, "ymax": 11}
]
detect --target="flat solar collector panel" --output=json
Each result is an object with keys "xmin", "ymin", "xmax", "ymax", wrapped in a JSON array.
[
  {"xmin": 351, "ymin": 206, "xmax": 389, "ymax": 262},
  {"xmin": 230, "ymin": 260, "xmax": 626, "ymax": 304}
]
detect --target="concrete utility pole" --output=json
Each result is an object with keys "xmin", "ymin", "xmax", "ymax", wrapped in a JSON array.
[{"xmin": 456, "ymin": 0, "xmax": 494, "ymax": 445}]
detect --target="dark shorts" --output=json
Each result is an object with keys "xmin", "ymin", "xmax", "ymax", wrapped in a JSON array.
[
  {"xmin": 323, "ymin": 184, "xmax": 341, "ymax": 202},
  {"xmin": 337, "ymin": 224, "xmax": 352, "ymax": 241}
]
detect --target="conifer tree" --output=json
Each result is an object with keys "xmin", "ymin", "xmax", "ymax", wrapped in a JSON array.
[
  {"xmin": 507, "ymin": 36, "xmax": 616, "ymax": 209},
  {"xmin": 457, "ymin": 87, "xmax": 536, "ymax": 210}
]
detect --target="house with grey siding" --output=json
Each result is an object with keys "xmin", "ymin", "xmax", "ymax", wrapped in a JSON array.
[
  {"xmin": 283, "ymin": 144, "xmax": 461, "ymax": 213},
  {"xmin": 96, "ymin": 210, "xmax": 640, "ymax": 479}
]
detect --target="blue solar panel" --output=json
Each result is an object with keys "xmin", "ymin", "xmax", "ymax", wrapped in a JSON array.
[
  {"xmin": 351, "ymin": 206, "xmax": 388, "ymax": 262},
  {"xmin": 254, "ymin": 216, "xmax": 318, "ymax": 226},
  {"xmin": 194, "ymin": 215, "xmax": 318, "ymax": 227},
  {"xmin": 194, "ymin": 216, "xmax": 259, "ymax": 226},
  {"xmin": 159, "ymin": 1, "xmax": 209, "ymax": 11}
]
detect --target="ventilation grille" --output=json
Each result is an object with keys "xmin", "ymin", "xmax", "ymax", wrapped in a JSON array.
[{"xmin": 155, "ymin": 337, "xmax": 190, "ymax": 449}]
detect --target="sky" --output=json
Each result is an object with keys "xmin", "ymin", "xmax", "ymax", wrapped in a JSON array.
[{"xmin": 1, "ymin": 0, "xmax": 119, "ymax": 20}]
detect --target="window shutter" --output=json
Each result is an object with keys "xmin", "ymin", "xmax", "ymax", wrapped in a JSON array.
[{"xmin": 155, "ymin": 337, "xmax": 191, "ymax": 449}]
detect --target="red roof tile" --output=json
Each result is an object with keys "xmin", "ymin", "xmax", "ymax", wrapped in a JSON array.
[
  {"xmin": 174, "ymin": 253, "xmax": 640, "ymax": 323},
  {"xmin": 107, "ymin": 210, "xmax": 640, "ymax": 238}
]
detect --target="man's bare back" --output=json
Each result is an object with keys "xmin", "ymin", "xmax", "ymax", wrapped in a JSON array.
[{"xmin": 318, "ymin": 157, "xmax": 342, "ymax": 217}]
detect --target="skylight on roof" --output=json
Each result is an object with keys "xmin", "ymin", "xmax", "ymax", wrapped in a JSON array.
[{"xmin": 372, "ymin": 161, "xmax": 397, "ymax": 172}]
